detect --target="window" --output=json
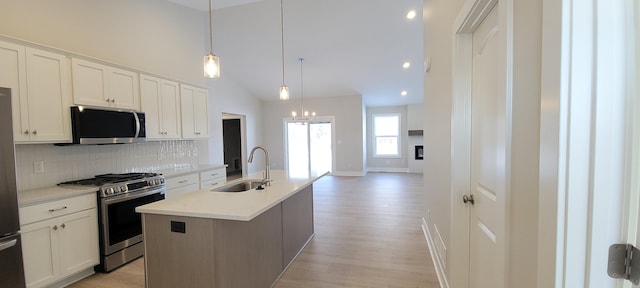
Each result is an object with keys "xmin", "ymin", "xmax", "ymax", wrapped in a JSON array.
[{"xmin": 373, "ymin": 114, "xmax": 400, "ymax": 157}]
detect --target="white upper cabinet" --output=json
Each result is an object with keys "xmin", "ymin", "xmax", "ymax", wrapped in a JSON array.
[
  {"xmin": 180, "ymin": 84, "xmax": 209, "ymax": 139},
  {"xmin": 140, "ymin": 74, "xmax": 182, "ymax": 140},
  {"xmin": 0, "ymin": 41, "xmax": 72, "ymax": 143},
  {"xmin": 72, "ymin": 58, "xmax": 139, "ymax": 110}
]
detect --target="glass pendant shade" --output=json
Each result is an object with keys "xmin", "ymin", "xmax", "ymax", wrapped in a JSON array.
[
  {"xmin": 279, "ymin": 85, "xmax": 290, "ymax": 100},
  {"xmin": 204, "ymin": 53, "xmax": 220, "ymax": 78}
]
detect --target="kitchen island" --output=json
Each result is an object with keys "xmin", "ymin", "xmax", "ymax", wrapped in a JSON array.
[{"xmin": 135, "ymin": 170, "xmax": 327, "ymax": 288}]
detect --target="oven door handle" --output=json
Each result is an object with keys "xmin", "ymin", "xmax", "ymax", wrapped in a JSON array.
[{"xmin": 103, "ymin": 186, "xmax": 166, "ymax": 205}]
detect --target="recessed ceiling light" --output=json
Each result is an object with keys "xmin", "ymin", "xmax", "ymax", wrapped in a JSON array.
[
  {"xmin": 401, "ymin": 91, "xmax": 408, "ymax": 96},
  {"xmin": 406, "ymin": 10, "xmax": 417, "ymax": 20},
  {"xmin": 403, "ymin": 62, "xmax": 411, "ymax": 69}
]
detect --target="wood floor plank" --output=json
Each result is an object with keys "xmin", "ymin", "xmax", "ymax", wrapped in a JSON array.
[{"xmin": 69, "ymin": 173, "xmax": 439, "ymax": 288}]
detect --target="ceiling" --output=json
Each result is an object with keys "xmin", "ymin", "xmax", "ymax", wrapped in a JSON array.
[{"xmin": 169, "ymin": 0, "xmax": 424, "ymax": 107}]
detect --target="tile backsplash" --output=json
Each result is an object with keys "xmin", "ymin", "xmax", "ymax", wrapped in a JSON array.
[{"xmin": 15, "ymin": 140, "xmax": 199, "ymax": 191}]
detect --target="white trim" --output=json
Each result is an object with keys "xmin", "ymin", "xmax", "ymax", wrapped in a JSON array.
[
  {"xmin": 422, "ymin": 217, "xmax": 449, "ymax": 288},
  {"xmin": 366, "ymin": 167, "xmax": 409, "ymax": 173},
  {"xmin": 331, "ymin": 170, "xmax": 366, "ymax": 177}
]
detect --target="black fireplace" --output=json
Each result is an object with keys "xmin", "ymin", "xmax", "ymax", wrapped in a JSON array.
[{"xmin": 415, "ymin": 145, "xmax": 423, "ymax": 160}]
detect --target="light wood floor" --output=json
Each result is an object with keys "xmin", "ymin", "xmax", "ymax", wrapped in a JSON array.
[{"xmin": 69, "ymin": 173, "xmax": 439, "ymax": 288}]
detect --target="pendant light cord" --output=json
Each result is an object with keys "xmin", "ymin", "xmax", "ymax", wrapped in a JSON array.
[
  {"xmin": 208, "ymin": 0, "xmax": 213, "ymax": 54},
  {"xmin": 299, "ymin": 58, "xmax": 304, "ymax": 114},
  {"xmin": 280, "ymin": 0, "xmax": 286, "ymax": 84}
]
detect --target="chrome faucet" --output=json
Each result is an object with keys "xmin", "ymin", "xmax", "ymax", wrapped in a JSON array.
[{"xmin": 248, "ymin": 146, "xmax": 271, "ymax": 186}]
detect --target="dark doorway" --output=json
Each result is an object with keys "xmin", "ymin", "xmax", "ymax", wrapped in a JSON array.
[{"xmin": 223, "ymin": 118, "xmax": 242, "ymax": 180}]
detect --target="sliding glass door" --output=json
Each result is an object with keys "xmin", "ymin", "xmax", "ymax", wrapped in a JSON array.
[{"xmin": 286, "ymin": 119, "xmax": 333, "ymax": 178}]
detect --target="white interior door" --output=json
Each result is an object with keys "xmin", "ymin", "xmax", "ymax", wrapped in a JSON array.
[{"xmin": 468, "ymin": 4, "xmax": 505, "ymax": 288}]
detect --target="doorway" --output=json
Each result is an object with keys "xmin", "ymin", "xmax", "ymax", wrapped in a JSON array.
[
  {"xmin": 222, "ymin": 113, "xmax": 246, "ymax": 181},
  {"xmin": 285, "ymin": 118, "xmax": 334, "ymax": 178}
]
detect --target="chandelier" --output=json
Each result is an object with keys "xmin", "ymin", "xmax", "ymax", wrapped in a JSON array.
[{"xmin": 291, "ymin": 58, "xmax": 315, "ymax": 123}]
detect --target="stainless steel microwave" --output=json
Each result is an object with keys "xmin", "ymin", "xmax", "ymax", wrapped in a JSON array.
[{"xmin": 67, "ymin": 106, "xmax": 146, "ymax": 145}]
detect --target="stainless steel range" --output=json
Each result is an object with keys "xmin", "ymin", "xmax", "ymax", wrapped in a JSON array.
[{"xmin": 59, "ymin": 173, "xmax": 166, "ymax": 272}]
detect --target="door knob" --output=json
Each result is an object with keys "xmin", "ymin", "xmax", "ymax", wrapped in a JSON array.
[{"xmin": 463, "ymin": 194, "xmax": 475, "ymax": 205}]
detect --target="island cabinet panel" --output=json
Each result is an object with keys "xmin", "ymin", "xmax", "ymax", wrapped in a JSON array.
[
  {"xmin": 142, "ymin": 214, "xmax": 216, "ymax": 288},
  {"xmin": 214, "ymin": 204, "xmax": 284, "ymax": 288},
  {"xmin": 282, "ymin": 185, "xmax": 315, "ymax": 266}
]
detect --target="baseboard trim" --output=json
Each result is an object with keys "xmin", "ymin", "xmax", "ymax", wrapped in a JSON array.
[
  {"xmin": 331, "ymin": 171, "xmax": 366, "ymax": 177},
  {"xmin": 366, "ymin": 167, "xmax": 410, "ymax": 173},
  {"xmin": 422, "ymin": 217, "xmax": 449, "ymax": 288}
]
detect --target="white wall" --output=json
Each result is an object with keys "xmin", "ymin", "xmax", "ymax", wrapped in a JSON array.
[
  {"xmin": 207, "ymin": 78, "xmax": 264, "ymax": 174},
  {"xmin": 422, "ymin": 1, "xmax": 464, "ymax": 284},
  {"xmin": 262, "ymin": 95, "xmax": 365, "ymax": 176},
  {"xmin": 0, "ymin": 0, "xmax": 206, "ymax": 86}
]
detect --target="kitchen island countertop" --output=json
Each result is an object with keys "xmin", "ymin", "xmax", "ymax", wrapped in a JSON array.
[{"xmin": 136, "ymin": 170, "xmax": 327, "ymax": 221}]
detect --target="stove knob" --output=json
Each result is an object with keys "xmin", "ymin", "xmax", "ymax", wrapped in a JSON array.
[
  {"xmin": 114, "ymin": 186, "xmax": 121, "ymax": 193},
  {"xmin": 159, "ymin": 178, "xmax": 165, "ymax": 184},
  {"xmin": 105, "ymin": 187, "xmax": 114, "ymax": 195},
  {"xmin": 121, "ymin": 185, "xmax": 127, "ymax": 192},
  {"xmin": 148, "ymin": 180, "xmax": 155, "ymax": 186}
]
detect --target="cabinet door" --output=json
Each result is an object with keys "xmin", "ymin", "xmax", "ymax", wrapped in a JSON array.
[
  {"xmin": 181, "ymin": 85, "xmax": 209, "ymax": 139},
  {"xmin": 180, "ymin": 85, "xmax": 196, "ymax": 139},
  {"xmin": 71, "ymin": 58, "xmax": 108, "ymax": 107},
  {"xmin": 0, "ymin": 41, "xmax": 29, "ymax": 142},
  {"xmin": 140, "ymin": 74, "xmax": 163, "ymax": 139},
  {"xmin": 21, "ymin": 219, "xmax": 59, "ymax": 288},
  {"xmin": 161, "ymin": 80, "xmax": 181, "ymax": 139},
  {"xmin": 24, "ymin": 48, "xmax": 71, "ymax": 143},
  {"xmin": 193, "ymin": 88, "xmax": 209, "ymax": 138},
  {"xmin": 109, "ymin": 68, "xmax": 139, "ymax": 110},
  {"xmin": 57, "ymin": 209, "xmax": 99, "ymax": 278}
]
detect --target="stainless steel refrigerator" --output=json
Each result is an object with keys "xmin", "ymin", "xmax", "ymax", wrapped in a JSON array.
[{"xmin": 0, "ymin": 87, "xmax": 26, "ymax": 287}]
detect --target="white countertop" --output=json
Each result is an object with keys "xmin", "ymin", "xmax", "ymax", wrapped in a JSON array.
[
  {"xmin": 159, "ymin": 164, "xmax": 227, "ymax": 178},
  {"xmin": 136, "ymin": 170, "xmax": 328, "ymax": 221},
  {"xmin": 19, "ymin": 186, "xmax": 98, "ymax": 207}
]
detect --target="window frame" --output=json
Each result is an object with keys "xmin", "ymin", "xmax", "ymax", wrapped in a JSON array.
[{"xmin": 372, "ymin": 113, "xmax": 402, "ymax": 159}]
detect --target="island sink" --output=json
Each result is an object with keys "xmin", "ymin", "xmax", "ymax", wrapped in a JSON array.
[{"xmin": 212, "ymin": 179, "xmax": 265, "ymax": 192}]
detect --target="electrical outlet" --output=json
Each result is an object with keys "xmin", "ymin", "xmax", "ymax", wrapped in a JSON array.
[{"xmin": 34, "ymin": 161, "xmax": 44, "ymax": 173}]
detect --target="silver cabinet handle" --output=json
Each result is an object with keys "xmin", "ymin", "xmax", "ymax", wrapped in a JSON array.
[
  {"xmin": 178, "ymin": 180, "xmax": 188, "ymax": 184},
  {"xmin": 211, "ymin": 182, "xmax": 219, "ymax": 186},
  {"xmin": 111, "ymin": 99, "xmax": 115, "ymax": 103},
  {"xmin": 23, "ymin": 130, "xmax": 29, "ymax": 135},
  {"xmin": 105, "ymin": 98, "xmax": 111, "ymax": 102},
  {"xmin": 48, "ymin": 206, "xmax": 67, "ymax": 212},
  {"xmin": 32, "ymin": 130, "xmax": 37, "ymax": 135},
  {"xmin": 61, "ymin": 223, "xmax": 66, "ymax": 229},
  {"xmin": 52, "ymin": 225, "xmax": 58, "ymax": 231},
  {"xmin": 0, "ymin": 239, "xmax": 17, "ymax": 252}
]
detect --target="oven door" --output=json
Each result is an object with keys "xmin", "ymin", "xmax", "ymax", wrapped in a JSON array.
[{"xmin": 100, "ymin": 187, "xmax": 165, "ymax": 256}]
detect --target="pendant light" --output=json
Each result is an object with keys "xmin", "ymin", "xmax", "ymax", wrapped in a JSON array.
[
  {"xmin": 204, "ymin": 0, "xmax": 220, "ymax": 78},
  {"xmin": 291, "ymin": 58, "xmax": 315, "ymax": 123},
  {"xmin": 278, "ymin": 0, "xmax": 289, "ymax": 100}
]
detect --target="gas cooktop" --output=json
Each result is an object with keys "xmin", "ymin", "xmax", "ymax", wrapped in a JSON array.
[
  {"xmin": 59, "ymin": 173, "xmax": 161, "ymax": 186},
  {"xmin": 58, "ymin": 172, "xmax": 166, "ymax": 198}
]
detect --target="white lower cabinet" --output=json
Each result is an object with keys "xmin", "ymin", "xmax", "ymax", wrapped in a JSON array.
[
  {"xmin": 20, "ymin": 194, "xmax": 99, "ymax": 288},
  {"xmin": 165, "ymin": 173, "xmax": 200, "ymax": 199},
  {"xmin": 199, "ymin": 168, "xmax": 226, "ymax": 190}
]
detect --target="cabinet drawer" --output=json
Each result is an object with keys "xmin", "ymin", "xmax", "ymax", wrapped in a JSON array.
[
  {"xmin": 166, "ymin": 173, "xmax": 199, "ymax": 189},
  {"xmin": 20, "ymin": 193, "xmax": 96, "ymax": 226},
  {"xmin": 166, "ymin": 183, "xmax": 200, "ymax": 199},
  {"xmin": 199, "ymin": 168, "xmax": 226, "ymax": 182},
  {"xmin": 200, "ymin": 178, "xmax": 226, "ymax": 190}
]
